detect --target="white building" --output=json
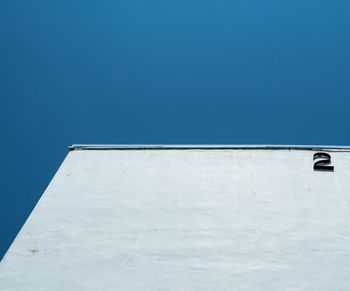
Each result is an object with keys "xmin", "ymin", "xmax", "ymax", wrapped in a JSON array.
[{"xmin": 1, "ymin": 145, "xmax": 350, "ymax": 290}]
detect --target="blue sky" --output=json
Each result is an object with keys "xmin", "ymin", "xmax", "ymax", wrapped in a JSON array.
[{"xmin": 1, "ymin": 0, "xmax": 350, "ymax": 258}]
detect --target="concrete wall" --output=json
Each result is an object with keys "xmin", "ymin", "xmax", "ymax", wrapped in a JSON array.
[{"xmin": 1, "ymin": 147, "xmax": 350, "ymax": 290}]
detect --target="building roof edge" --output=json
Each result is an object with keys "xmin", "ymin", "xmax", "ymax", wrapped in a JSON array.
[{"xmin": 68, "ymin": 144, "xmax": 350, "ymax": 152}]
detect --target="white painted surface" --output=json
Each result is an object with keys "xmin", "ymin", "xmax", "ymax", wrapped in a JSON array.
[{"xmin": 1, "ymin": 148, "xmax": 350, "ymax": 290}]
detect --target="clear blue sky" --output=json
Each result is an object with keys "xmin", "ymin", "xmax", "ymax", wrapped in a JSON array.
[{"xmin": 1, "ymin": 0, "xmax": 350, "ymax": 259}]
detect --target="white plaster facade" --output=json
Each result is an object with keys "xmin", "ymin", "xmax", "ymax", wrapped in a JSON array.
[{"xmin": 1, "ymin": 146, "xmax": 350, "ymax": 290}]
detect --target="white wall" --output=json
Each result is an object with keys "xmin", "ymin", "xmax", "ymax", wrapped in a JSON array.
[{"xmin": 1, "ymin": 148, "xmax": 350, "ymax": 290}]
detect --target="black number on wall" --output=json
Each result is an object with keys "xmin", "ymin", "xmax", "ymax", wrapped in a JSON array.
[{"xmin": 313, "ymin": 152, "xmax": 334, "ymax": 172}]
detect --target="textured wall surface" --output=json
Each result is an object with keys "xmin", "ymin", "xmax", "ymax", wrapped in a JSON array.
[{"xmin": 1, "ymin": 148, "xmax": 350, "ymax": 290}]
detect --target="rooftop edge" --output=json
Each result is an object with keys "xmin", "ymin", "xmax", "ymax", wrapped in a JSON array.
[{"xmin": 68, "ymin": 145, "xmax": 350, "ymax": 152}]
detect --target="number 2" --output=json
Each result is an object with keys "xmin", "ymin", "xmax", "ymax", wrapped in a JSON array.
[{"xmin": 313, "ymin": 152, "xmax": 334, "ymax": 172}]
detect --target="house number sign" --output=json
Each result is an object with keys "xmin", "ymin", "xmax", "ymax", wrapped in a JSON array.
[{"xmin": 313, "ymin": 152, "xmax": 334, "ymax": 172}]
